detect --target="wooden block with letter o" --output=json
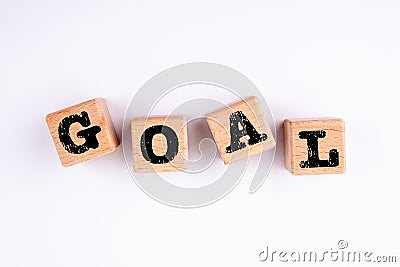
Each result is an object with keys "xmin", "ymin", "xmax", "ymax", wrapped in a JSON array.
[
  {"xmin": 131, "ymin": 115, "xmax": 188, "ymax": 173},
  {"xmin": 284, "ymin": 118, "xmax": 346, "ymax": 175},
  {"xmin": 46, "ymin": 98, "xmax": 119, "ymax": 167},
  {"xmin": 206, "ymin": 96, "xmax": 276, "ymax": 165}
]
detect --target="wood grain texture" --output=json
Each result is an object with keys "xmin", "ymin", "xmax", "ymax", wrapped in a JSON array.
[
  {"xmin": 206, "ymin": 96, "xmax": 276, "ymax": 165},
  {"xmin": 46, "ymin": 98, "xmax": 119, "ymax": 167},
  {"xmin": 284, "ymin": 118, "xmax": 346, "ymax": 175},
  {"xmin": 131, "ymin": 116, "xmax": 188, "ymax": 173}
]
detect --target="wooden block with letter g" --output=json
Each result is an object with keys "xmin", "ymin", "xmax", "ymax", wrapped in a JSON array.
[
  {"xmin": 46, "ymin": 98, "xmax": 120, "ymax": 167},
  {"xmin": 284, "ymin": 118, "xmax": 346, "ymax": 175},
  {"xmin": 131, "ymin": 115, "xmax": 188, "ymax": 173},
  {"xmin": 205, "ymin": 96, "xmax": 276, "ymax": 165}
]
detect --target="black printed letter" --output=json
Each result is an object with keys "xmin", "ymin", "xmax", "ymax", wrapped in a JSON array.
[
  {"xmin": 298, "ymin": 130, "xmax": 339, "ymax": 168},
  {"xmin": 140, "ymin": 125, "xmax": 179, "ymax": 164},
  {"xmin": 225, "ymin": 111, "xmax": 267, "ymax": 153},
  {"xmin": 58, "ymin": 111, "xmax": 101, "ymax": 154}
]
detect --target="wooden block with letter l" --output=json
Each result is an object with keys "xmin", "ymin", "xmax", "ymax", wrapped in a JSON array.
[
  {"xmin": 284, "ymin": 118, "xmax": 346, "ymax": 175},
  {"xmin": 131, "ymin": 115, "xmax": 188, "ymax": 173},
  {"xmin": 46, "ymin": 98, "xmax": 119, "ymax": 167},
  {"xmin": 205, "ymin": 96, "xmax": 276, "ymax": 165}
]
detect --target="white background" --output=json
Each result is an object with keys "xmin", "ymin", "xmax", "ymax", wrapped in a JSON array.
[{"xmin": 1, "ymin": 1, "xmax": 399, "ymax": 266}]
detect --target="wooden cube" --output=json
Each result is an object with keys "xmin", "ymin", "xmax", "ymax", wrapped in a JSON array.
[
  {"xmin": 206, "ymin": 96, "xmax": 276, "ymax": 165},
  {"xmin": 131, "ymin": 116, "xmax": 188, "ymax": 173},
  {"xmin": 284, "ymin": 118, "xmax": 346, "ymax": 175},
  {"xmin": 46, "ymin": 98, "xmax": 119, "ymax": 167}
]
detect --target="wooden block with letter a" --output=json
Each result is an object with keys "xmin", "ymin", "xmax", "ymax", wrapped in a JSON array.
[
  {"xmin": 284, "ymin": 118, "xmax": 346, "ymax": 175},
  {"xmin": 205, "ymin": 96, "xmax": 276, "ymax": 165},
  {"xmin": 46, "ymin": 98, "xmax": 119, "ymax": 167},
  {"xmin": 131, "ymin": 115, "xmax": 188, "ymax": 173}
]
